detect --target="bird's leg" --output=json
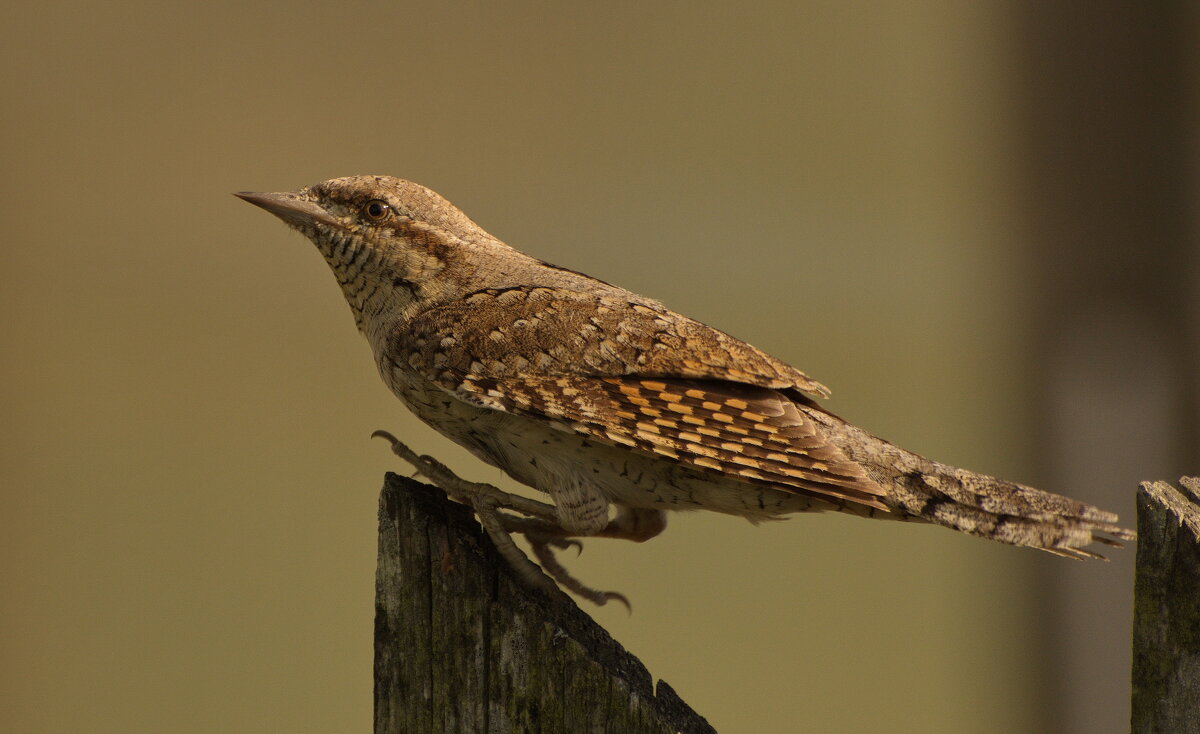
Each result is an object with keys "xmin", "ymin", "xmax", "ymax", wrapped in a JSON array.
[
  {"xmin": 496, "ymin": 513, "xmax": 629, "ymax": 609},
  {"xmin": 496, "ymin": 507, "xmax": 666, "ymax": 609},
  {"xmin": 372, "ymin": 430, "xmax": 642, "ymax": 608},
  {"xmin": 373, "ymin": 430, "xmax": 560, "ymax": 520},
  {"xmin": 530, "ymin": 535, "xmax": 630, "ymax": 609},
  {"xmin": 376, "ymin": 430, "xmax": 636, "ymax": 608},
  {"xmin": 372, "ymin": 430, "xmax": 564, "ymax": 594}
]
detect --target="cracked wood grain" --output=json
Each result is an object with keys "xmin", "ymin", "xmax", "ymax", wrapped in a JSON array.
[{"xmin": 374, "ymin": 473, "xmax": 715, "ymax": 734}]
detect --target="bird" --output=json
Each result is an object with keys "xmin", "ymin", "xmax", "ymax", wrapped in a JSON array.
[{"xmin": 236, "ymin": 175, "xmax": 1134, "ymax": 606}]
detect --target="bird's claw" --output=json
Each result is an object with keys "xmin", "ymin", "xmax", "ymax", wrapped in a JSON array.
[{"xmin": 373, "ymin": 430, "xmax": 629, "ymax": 608}]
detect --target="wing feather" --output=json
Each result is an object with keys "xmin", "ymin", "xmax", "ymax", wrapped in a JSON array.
[{"xmin": 460, "ymin": 373, "xmax": 888, "ymax": 511}]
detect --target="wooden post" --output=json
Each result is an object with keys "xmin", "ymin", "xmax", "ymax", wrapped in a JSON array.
[
  {"xmin": 374, "ymin": 473, "xmax": 716, "ymax": 734},
  {"xmin": 1131, "ymin": 476, "xmax": 1200, "ymax": 733}
]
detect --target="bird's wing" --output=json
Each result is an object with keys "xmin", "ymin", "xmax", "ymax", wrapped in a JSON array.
[
  {"xmin": 395, "ymin": 286, "xmax": 831, "ymax": 394},
  {"xmin": 391, "ymin": 286, "xmax": 887, "ymax": 511}
]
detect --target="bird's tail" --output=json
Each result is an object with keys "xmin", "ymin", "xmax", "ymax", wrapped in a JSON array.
[
  {"xmin": 883, "ymin": 454, "xmax": 1134, "ymax": 559},
  {"xmin": 807, "ymin": 408, "xmax": 1136, "ymax": 558}
]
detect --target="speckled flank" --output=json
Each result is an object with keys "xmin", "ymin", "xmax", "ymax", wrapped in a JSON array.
[{"xmin": 239, "ymin": 175, "xmax": 1134, "ymax": 565}]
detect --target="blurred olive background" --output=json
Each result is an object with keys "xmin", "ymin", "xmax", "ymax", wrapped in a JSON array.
[{"xmin": 3, "ymin": 2, "xmax": 1196, "ymax": 733}]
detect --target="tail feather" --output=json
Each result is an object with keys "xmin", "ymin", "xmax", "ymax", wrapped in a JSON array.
[
  {"xmin": 897, "ymin": 459, "xmax": 1134, "ymax": 556},
  {"xmin": 803, "ymin": 407, "xmax": 1135, "ymax": 558}
]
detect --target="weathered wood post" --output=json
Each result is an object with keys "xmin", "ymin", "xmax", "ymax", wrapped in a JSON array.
[
  {"xmin": 374, "ymin": 473, "xmax": 716, "ymax": 734},
  {"xmin": 1131, "ymin": 476, "xmax": 1200, "ymax": 733}
]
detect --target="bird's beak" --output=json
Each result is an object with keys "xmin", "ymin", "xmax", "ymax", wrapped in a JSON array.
[{"xmin": 234, "ymin": 191, "xmax": 337, "ymax": 228}]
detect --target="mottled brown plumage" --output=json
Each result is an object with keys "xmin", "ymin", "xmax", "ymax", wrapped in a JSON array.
[{"xmin": 236, "ymin": 175, "xmax": 1133, "ymax": 604}]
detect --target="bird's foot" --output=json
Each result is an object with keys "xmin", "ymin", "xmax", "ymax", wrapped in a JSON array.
[
  {"xmin": 372, "ymin": 430, "xmax": 627, "ymax": 607},
  {"xmin": 500, "ymin": 514, "xmax": 631, "ymax": 610}
]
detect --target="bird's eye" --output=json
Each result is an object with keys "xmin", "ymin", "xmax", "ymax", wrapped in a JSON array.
[{"xmin": 363, "ymin": 199, "xmax": 391, "ymax": 221}]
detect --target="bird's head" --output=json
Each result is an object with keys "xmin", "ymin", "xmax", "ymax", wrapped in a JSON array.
[{"xmin": 236, "ymin": 175, "xmax": 495, "ymax": 332}]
